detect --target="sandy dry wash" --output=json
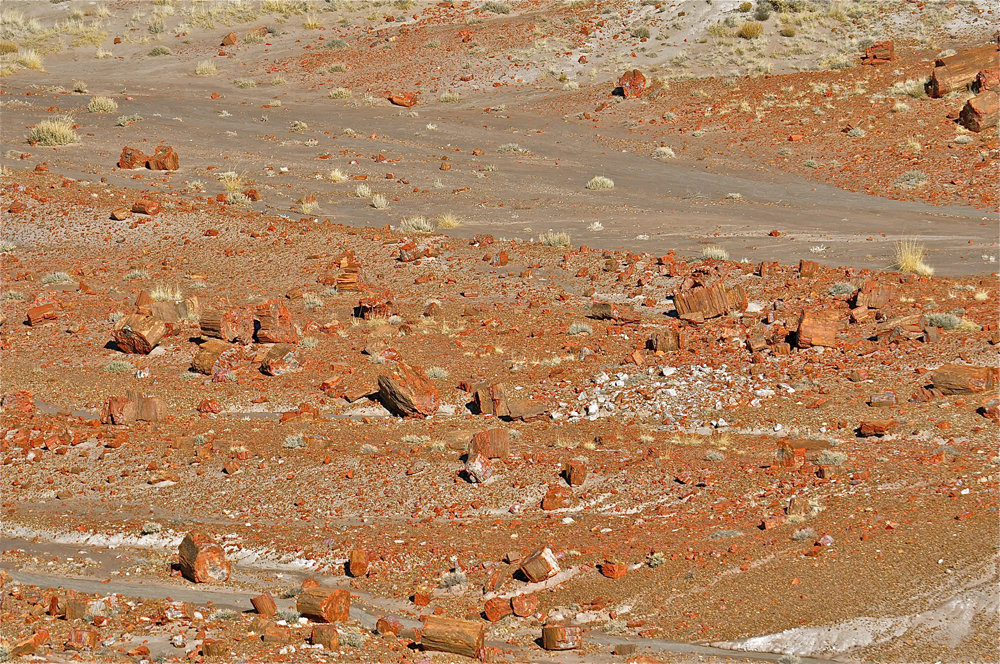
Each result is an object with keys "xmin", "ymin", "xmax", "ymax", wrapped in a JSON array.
[{"xmin": 0, "ymin": 1, "xmax": 997, "ymax": 663}]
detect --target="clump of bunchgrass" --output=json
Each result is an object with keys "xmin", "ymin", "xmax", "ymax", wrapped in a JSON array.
[
  {"xmin": 370, "ymin": 193, "xmax": 389, "ymax": 210},
  {"xmin": 399, "ymin": 216, "xmax": 434, "ymax": 234},
  {"xmin": 28, "ymin": 117, "xmax": 80, "ymax": 146},
  {"xmin": 439, "ymin": 570, "xmax": 467, "ymax": 588},
  {"xmin": 439, "ymin": 91, "xmax": 461, "ymax": 103},
  {"xmin": 894, "ymin": 239, "xmax": 933, "ymax": 276},
  {"xmin": 893, "ymin": 170, "xmax": 928, "ymax": 190},
  {"xmin": 282, "ymin": 433, "xmax": 306, "ymax": 449},
  {"xmin": 567, "ymin": 322, "xmax": 593, "ymax": 335},
  {"xmin": 209, "ymin": 608, "xmax": 238, "ymax": 621},
  {"xmin": 329, "ymin": 87, "xmax": 351, "ymax": 99},
  {"xmin": 814, "ymin": 450, "xmax": 847, "ymax": 466},
  {"xmin": 828, "ymin": 282, "xmax": 856, "ymax": 296},
  {"xmin": 538, "ymin": 231, "xmax": 570, "ymax": 248},
  {"xmin": 104, "ymin": 360, "xmax": 135, "ymax": 373},
  {"xmin": 116, "ymin": 114, "xmax": 142, "ymax": 126},
  {"xmin": 654, "ymin": 146, "xmax": 675, "ymax": 159},
  {"xmin": 436, "ymin": 213, "xmax": 461, "ymax": 229},
  {"xmin": 195, "ymin": 60, "xmax": 217, "ymax": 76},
  {"xmin": 140, "ymin": 521, "xmax": 162, "ymax": 535},
  {"xmin": 737, "ymin": 21, "xmax": 763, "ymax": 39},
  {"xmin": 646, "ymin": 551, "xmax": 667, "ymax": 568},
  {"xmin": 150, "ymin": 284, "xmax": 181, "ymax": 301},
  {"xmin": 42, "ymin": 271, "xmax": 73, "ymax": 284},
  {"xmin": 701, "ymin": 246, "xmax": 729, "ymax": 261},
  {"xmin": 425, "ymin": 366, "xmax": 449, "ymax": 379},
  {"xmin": 585, "ymin": 176, "xmax": 615, "ymax": 190},
  {"xmin": 497, "ymin": 142, "xmax": 528, "ymax": 154},
  {"xmin": 791, "ymin": 527, "xmax": 816, "ymax": 541},
  {"xmin": 482, "ymin": 1, "xmax": 511, "ymax": 14},
  {"xmin": 234, "ymin": 77, "xmax": 257, "ymax": 89},
  {"xmin": 148, "ymin": 45, "xmax": 173, "ymax": 56}
]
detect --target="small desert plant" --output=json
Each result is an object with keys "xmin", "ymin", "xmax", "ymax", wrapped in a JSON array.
[
  {"xmin": 354, "ymin": 183, "xmax": 371, "ymax": 198},
  {"xmin": 338, "ymin": 627, "xmax": 365, "ymax": 648},
  {"xmin": 329, "ymin": 87, "xmax": 351, "ymax": 99},
  {"xmin": 328, "ymin": 63, "xmax": 346, "ymax": 72},
  {"xmin": 107, "ymin": 312, "xmax": 124, "ymax": 323},
  {"xmin": 425, "ymin": 366, "xmax": 449, "ymax": 379},
  {"xmin": 568, "ymin": 322, "xmax": 593, "ymax": 335},
  {"xmin": 399, "ymin": 216, "xmax": 434, "ymax": 233},
  {"xmin": 440, "ymin": 91, "xmax": 461, "ymax": 103},
  {"xmin": 631, "ymin": 25, "xmax": 651, "ymax": 39},
  {"xmin": 371, "ymin": 193, "xmax": 389, "ymax": 210},
  {"xmin": 73, "ymin": 80, "xmax": 89, "ymax": 93},
  {"xmin": 228, "ymin": 192, "xmax": 251, "ymax": 207},
  {"xmin": 889, "ymin": 78, "xmax": 927, "ymax": 98},
  {"xmin": 195, "ymin": 60, "xmax": 217, "ymax": 76},
  {"xmin": 271, "ymin": 75, "xmax": 287, "ymax": 86},
  {"xmin": 738, "ymin": 21, "xmax": 763, "ymax": 39},
  {"xmin": 705, "ymin": 450, "xmax": 725, "ymax": 461},
  {"xmin": 726, "ymin": 192, "xmax": 742, "ymax": 200},
  {"xmin": 209, "ymin": 608, "xmax": 238, "ymax": 621},
  {"xmin": 0, "ymin": 240, "xmax": 16, "ymax": 254},
  {"xmin": 1, "ymin": 291, "xmax": 26, "ymax": 301},
  {"xmin": 42, "ymin": 271, "xmax": 73, "ymax": 284},
  {"xmin": 603, "ymin": 618, "xmax": 628, "ymax": 635},
  {"xmin": 148, "ymin": 45, "xmax": 173, "ymax": 56},
  {"xmin": 289, "ymin": 120, "xmax": 308, "ymax": 132},
  {"xmin": 802, "ymin": 159, "xmax": 819, "ymax": 168},
  {"xmin": 538, "ymin": 231, "xmax": 570, "ymax": 248},
  {"xmin": 150, "ymin": 284, "xmax": 181, "ymax": 301},
  {"xmin": 954, "ymin": 134, "xmax": 974, "ymax": 145},
  {"xmin": 12, "ymin": 49, "xmax": 43, "ymax": 70},
  {"xmin": 646, "ymin": 552, "xmax": 667, "ymax": 568},
  {"xmin": 125, "ymin": 269, "xmax": 148, "ymax": 280},
  {"xmin": 303, "ymin": 292, "xmax": 323, "ymax": 309},
  {"xmin": 300, "ymin": 336, "xmax": 319, "ymax": 349},
  {"xmin": 701, "ymin": 246, "xmax": 729, "ymax": 261},
  {"xmin": 894, "ymin": 239, "xmax": 933, "ymax": 276},
  {"xmin": 140, "ymin": 521, "xmax": 162, "ymax": 535},
  {"xmin": 439, "ymin": 570, "xmax": 467, "ymax": 588},
  {"xmin": 892, "ymin": 101, "xmax": 909, "ymax": 113},
  {"xmin": 328, "ymin": 168, "xmax": 347, "ymax": 182},
  {"xmin": 104, "ymin": 360, "xmax": 135, "ymax": 373},
  {"xmin": 116, "ymin": 114, "xmax": 142, "ymax": 126},
  {"xmin": 303, "ymin": 14, "xmax": 322, "ymax": 29},
  {"xmin": 588, "ymin": 221, "xmax": 603, "ymax": 231},
  {"xmin": 814, "ymin": 450, "xmax": 847, "ymax": 466},
  {"xmin": 654, "ymin": 146, "xmax": 675, "ymax": 159},
  {"xmin": 585, "ymin": 176, "xmax": 614, "ymax": 190},
  {"xmin": 828, "ymin": 282, "xmax": 856, "ymax": 296},
  {"xmin": 436, "ymin": 213, "xmax": 461, "ymax": 229},
  {"xmin": 846, "ymin": 127, "xmax": 865, "ymax": 138},
  {"xmin": 282, "ymin": 433, "xmax": 306, "ymax": 449},
  {"xmin": 497, "ymin": 142, "xmax": 528, "ymax": 154},
  {"xmin": 234, "ymin": 77, "xmax": 257, "ymax": 88},
  {"xmin": 779, "ymin": 25, "xmax": 796, "ymax": 37},
  {"xmin": 276, "ymin": 608, "xmax": 301, "ymax": 623},
  {"xmin": 28, "ymin": 118, "xmax": 80, "ymax": 146},
  {"xmin": 482, "ymin": 1, "xmax": 511, "ymax": 14},
  {"xmin": 924, "ymin": 312, "xmax": 962, "ymax": 330},
  {"xmin": 95, "ymin": 48, "xmax": 113, "ymax": 59},
  {"xmin": 217, "ymin": 171, "xmax": 243, "ymax": 192},
  {"xmin": 326, "ymin": 38, "xmax": 347, "ymax": 49},
  {"xmin": 791, "ymin": 527, "xmax": 816, "ymax": 541}
]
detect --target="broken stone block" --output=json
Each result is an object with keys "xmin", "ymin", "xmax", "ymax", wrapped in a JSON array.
[
  {"xmin": 260, "ymin": 343, "xmax": 301, "ymax": 376},
  {"xmin": 178, "ymin": 532, "xmax": 231, "ymax": 584},
  {"xmin": 113, "ymin": 314, "xmax": 166, "ymax": 354},
  {"xmin": 420, "ymin": 616, "xmax": 484, "ymax": 659},
  {"xmin": 377, "ymin": 362, "xmax": 439, "ymax": 418},
  {"xmin": 541, "ymin": 624, "xmax": 583, "ymax": 651},
  {"xmin": 519, "ymin": 547, "xmax": 560, "ymax": 583},
  {"xmin": 541, "ymin": 484, "xmax": 573, "ymax": 510},
  {"xmin": 296, "ymin": 588, "xmax": 350, "ymax": 623}
]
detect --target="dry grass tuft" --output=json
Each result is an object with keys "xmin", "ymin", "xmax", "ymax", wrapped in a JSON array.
[
  {"xmin": 894, "ymin": 239, "xmax": 933, "ymax": 276},
  {"xmin": 436, "ymin": 213, "xmax": 462, "ymax": 229},
  {"xmin": 539, "ymin": 231, "xmax": 571, "ymax": 248},
  {"xmin": 87, "ymin": 96, "xmax": 117, "ymax": 113},
  {"xmin": 195, "ymin": 60, "xmax": 217, "ymax": 76},
  {"xmin": 585, "ymin": 176, "xmax": 614, "ymax": 190},
  {"xmin": 28, "ymin": 117, "xmax": 80, "ymax": 146},
  {"xmin": 701, "ymin": 246, "xmax": 729, "ymax": 261},
  {"xmin": 400, "ymin": 216, "xmax": 434, "ymax": 234}
]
